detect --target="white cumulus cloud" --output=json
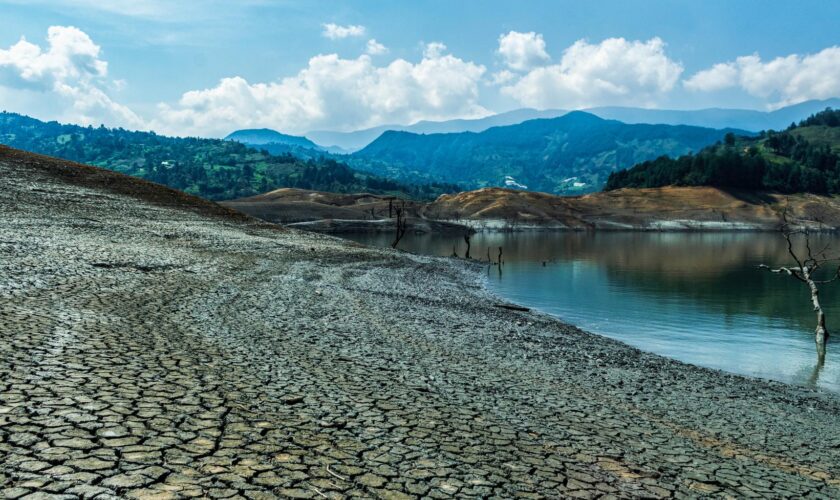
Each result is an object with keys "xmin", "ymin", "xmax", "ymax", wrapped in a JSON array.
[
  {"xmin": 685, "ymin": 47, "xmax": 840, "ymax": 108},
  {"xmin": 366, "ymin": 39, "xmax": 388, "ymax": 55},
  {"xmin": 497, "ymin": 31, "xmax": 550, "ymax": 71},
  {"xmin": 0, "ymin": 26, "xmax": 143, "ymax": 128},
  {"xmin": 321, "ymin": 23, "xmax": 366, "ymax": 40},
  {"xmin": 683, "ymin": 62, "xmax": 739, "ymax": 92},
  {"xmin": 501, "ymin": 37, "xmax": 683, "ymax": 109},
  {"xmin": 154, "ymin": 45, "xmax": 488, "ymax": 137}
]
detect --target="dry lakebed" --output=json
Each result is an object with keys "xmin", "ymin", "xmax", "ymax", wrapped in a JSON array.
[{"xmin": 1, "ymin": 147, "xmax": 840, "ymax": 498}]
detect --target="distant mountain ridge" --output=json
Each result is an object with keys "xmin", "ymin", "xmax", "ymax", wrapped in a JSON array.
[
  {"xmin": 305, "ymin": 108, "xmax": 568, "ymax": 152},
  {"xmin": 349, "ymin": 111, "xmax": 747, "ymax": 194},
  {"xmin": 294, "ymin": 99, "xmax": 840, "ymax": 152},
  {"xmin": 588, "ymin": 99, "xmax": 840, "ymax": 133},
  {"xmin": 225, "ymin": 128, "xmax": 322, "ymax": 149}
]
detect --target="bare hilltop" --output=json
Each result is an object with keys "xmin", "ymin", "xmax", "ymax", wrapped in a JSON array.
[
  {"xmin": 224, "ymin": 185, "xmax": 840, "ymax": 233},
  {"xmin": 2, "ymin": 144, "xmax": 840, "ymax": 498}
]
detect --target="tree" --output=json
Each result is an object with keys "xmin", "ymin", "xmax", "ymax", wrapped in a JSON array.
[
  {"xmin": 391, "ymin": 201, "xmax": 408, "ymax": 249},
  {"xmin": 758, "ymin": 213, "xmax": 837, "ymax": 355},
  {"xmin": 463, "ymin": 232, "xmax": 471, "ymax": 259}
]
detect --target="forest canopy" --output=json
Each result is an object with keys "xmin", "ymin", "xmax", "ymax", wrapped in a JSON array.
[{"xmin": 605, "ymin": 109, "xmax": 840, "ymax": 194}]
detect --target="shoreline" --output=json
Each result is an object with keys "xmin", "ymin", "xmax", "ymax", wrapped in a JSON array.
[
  {"xmin": 466, "ymin": 259, "xmax": 839, "ymax": 394},
  {"xmin": 4, "ymin": 154, "xmax": 840, "ymax": 497},
  {"xmin": 251, "ymin": 216, "xmax": 840, "ymax": 234}
]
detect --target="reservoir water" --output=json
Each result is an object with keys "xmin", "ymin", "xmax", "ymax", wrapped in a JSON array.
[{"xmin": 343, "ymin": 231, "xmax": 840, "ymax": 392}]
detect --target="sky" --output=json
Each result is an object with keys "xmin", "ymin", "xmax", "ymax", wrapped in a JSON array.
[{"xmin": 0, "ymin": 0, "xmax": 838, "ymax": 137}]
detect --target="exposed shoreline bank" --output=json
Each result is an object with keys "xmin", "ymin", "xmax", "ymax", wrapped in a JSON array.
[
  {"xmin": 224, "ymin": 186, "xmax": 840, "ymax": 235},
  {"xmin": 286, "ymin": 217, "xmax": 840, "ymax": 234}
]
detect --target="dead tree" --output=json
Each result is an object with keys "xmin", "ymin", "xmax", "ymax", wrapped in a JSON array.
[
  {"xmin": 498, "ymin": 247, "xmax": 503, "ymax": 266},
  {"xmin": 391, "ymin": 201, "xmax": 407, "ymax": 249},
  {"xmin": 463, "ymin": 233, "xmax": 471, "ymax": 259},
  {"xmin": 758, "ymin": 218, "xmax": 837, "ymax": 349}
]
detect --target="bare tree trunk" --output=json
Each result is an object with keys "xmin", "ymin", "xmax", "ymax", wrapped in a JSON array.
[
  {"xmin": 391, "ymin": 202, "xmax": 407, "ymax": 249},
  {"xmin": 463, "ymin": 233, "xmax": 471, "ymax": 259},
  {"xmin": 804, "ymin": 269, "xmax": 830, "ymax": 345},
  {"xmin": 808, "ymin": 341, "xmax": 827, "ymax": 387}
]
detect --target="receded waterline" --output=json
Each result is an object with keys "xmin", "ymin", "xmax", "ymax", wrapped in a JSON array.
[{"xmin": 342, "ymin": 230, "xmax": 840, "ymax": 393}]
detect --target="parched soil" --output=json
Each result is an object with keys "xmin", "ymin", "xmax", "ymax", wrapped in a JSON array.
[{"xmin": 2, "ymin": 148, "xmax": 840, "ymax": 499}]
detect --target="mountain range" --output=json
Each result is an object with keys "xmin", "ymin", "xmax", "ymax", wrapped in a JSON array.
[
  {"xmin": 290, "ymin": 99, "xmax": 840, "ymax": 152},
  {"xmin": 348, "ymin": 111, "xmax": 746, "ymax": 194}
]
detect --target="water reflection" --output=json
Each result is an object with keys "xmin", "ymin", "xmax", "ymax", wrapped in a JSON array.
[{"xmin": 343, "ymin": 231, "xmax": 839, "ymax": 392}]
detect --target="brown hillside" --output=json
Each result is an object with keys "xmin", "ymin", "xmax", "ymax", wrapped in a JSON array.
[
  {"xmin": 223, "ymin": 188, "xmax": 425, "ymax": 224},
  {"xmin": 429, "ymin": 186, "xmax": 840, "ymax": 230},
  {"xmin": 0, "ymin": 145, "xmax": 255, "ymax": 224}
]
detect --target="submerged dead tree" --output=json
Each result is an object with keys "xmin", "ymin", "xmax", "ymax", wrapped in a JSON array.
[
  {"xmin": 758, "ymin": 216, "xmax": 837, "ymax": 350},
  {"xmin": 391, "ymin": 201, "xmax": 408, "ymax": 249},
  {"xmin": 463, "ymin": 233, "xmax": 471, "ymax": 259}
]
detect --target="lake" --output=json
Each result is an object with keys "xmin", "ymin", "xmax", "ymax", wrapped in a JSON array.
[{"xmin": 343, "ymin": 231, "xmax": 840, "ymax": 392}]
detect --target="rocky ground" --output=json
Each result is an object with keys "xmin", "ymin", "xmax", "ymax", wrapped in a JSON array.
[{"xmin": 2, "ymin": 147, "xmax": 840, "ymax": 499}]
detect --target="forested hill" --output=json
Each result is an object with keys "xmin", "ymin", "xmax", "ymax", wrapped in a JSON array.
[
  {"xmin": 351, "ymin": 111, "xmax": 745, "ymax": 195},
  {"xmin": 605, "ymin": 108, "xmax": 840, "ymax": 194},
  {"xmin": 0, "ymin": 112, "xmax": 456, "ymax": 201}
]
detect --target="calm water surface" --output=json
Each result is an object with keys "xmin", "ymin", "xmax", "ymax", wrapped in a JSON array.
[{"xmin": 343, "ymin": 231, "xmax": 840, "ymax": 392}]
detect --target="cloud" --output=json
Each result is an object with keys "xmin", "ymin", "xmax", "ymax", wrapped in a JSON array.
[
  {"xmin": 685, "ymin": 47, "xmax": 840, "ymax": 108},
  {"xmin": 154, "ymin": 45, "xmax": 488, "ymax": 137},
  {"xmin": 366, "ymin": 39, "xmax": 388, "ymax": 55},
  {"xmin": 423, "ymin": 42, "xmax": 447, "ymax": 59},
  {"xmin": 490, "ymin": 70, "xmax": 516, "ymax": 85},
  {"xmin": 497, "ymin": 31, "xmax": 550, "ymax": 71},
  {"xmin": 0, "ymin": 26, "xmax": 107, "ymax": 90},
  {"xmin": 683, "ymin": 62, "xmax": 738, "ymax": 92},
  {"xmin": 501, "ymin": 37, "xmax": 683, "ymax": 109},
  {"xmin": 0, "ymin": 26, "xmax": 143, "ymax": 128},
  {"xmin": 322, "ymin": 23, "xmax": 366, "ymax": 40}
]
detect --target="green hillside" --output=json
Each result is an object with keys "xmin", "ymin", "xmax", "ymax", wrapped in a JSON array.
[
  {"xmin": 225, "ymin": 128, "xmax": 328, "ymax": 159},
  {"xmin": 605, "ymin": 108, "xmax": 840, "ymax": 194},
  {"xmin": 350, "ymin": 111, "xmax": 745, "ymax": 194},
  {"xmin": 225, "ymin": 128, "xmax": 322, "ymax": 149},
  {"xmin": 0, "ymin": 113, "xmax": 456, "ymax": 201}
]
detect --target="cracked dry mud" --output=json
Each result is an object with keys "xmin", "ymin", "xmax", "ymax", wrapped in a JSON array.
[{"xmin": 2, "ymin": 149, "xmax": 840, "ymax": 499}]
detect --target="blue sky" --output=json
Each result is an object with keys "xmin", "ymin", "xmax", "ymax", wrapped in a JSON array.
[{"xmin": 0, "ymin": 0, "xmax": 838, "ymax": 137}]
